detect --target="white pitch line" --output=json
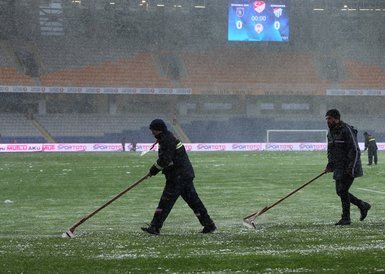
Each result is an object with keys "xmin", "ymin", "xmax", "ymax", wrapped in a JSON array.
[{"xmin": 357, "ymin": 188, "xmax": 385, "ymax": 195}]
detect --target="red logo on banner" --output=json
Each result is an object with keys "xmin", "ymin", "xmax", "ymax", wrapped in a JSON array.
[{"xmin": 253, "ymin": 1, "xmax": 265, "ymax": 13}]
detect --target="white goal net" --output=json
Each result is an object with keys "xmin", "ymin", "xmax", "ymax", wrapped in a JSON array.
[{"xmin": 266, "ymin": 129, "xmax": 328, "ymax": 143}]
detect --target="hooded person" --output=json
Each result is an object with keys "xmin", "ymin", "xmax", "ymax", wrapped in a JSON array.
[
  {"xmin": 149, "ymin": 118, "xmax": 168, "ymax": 132},
  {"xmin": 324, "ymin": 109, "xmax": 371, "ymax": 225},
  {"xmin": 141, "ymin": 119, "xmax": 216, "ymax": 235}
]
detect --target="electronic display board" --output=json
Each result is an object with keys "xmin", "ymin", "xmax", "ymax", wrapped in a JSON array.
[{"xmin": 228, "ymin": 0, "xmax": 289, "ymax": 42}]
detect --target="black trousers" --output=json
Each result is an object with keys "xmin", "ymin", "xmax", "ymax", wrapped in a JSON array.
[
  {"xmin": 335, "ymin": 175, "xmax": 364, "ymax": 220},
  {"xmin": 368, "ymin": 148, "xmax": 378, "ymax": 165},
  {"xmin": 150, "ymin": 176, "xmax": 214, "ymax": 229}
]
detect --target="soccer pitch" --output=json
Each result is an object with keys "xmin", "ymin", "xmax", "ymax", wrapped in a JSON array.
[{"xmin": 1, "ymin": 151, "xmax": 384, "ymax": 273}]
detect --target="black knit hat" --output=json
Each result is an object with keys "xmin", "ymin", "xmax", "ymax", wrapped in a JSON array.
[
  {"xmin": 325, "ymin": 109, "xmax": 340, "ymax": 119},
  {"xmin": 149, "ymin": 119, "xmax": 167, "ymax": 131}
]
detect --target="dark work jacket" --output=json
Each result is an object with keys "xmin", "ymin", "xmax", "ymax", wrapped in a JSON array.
[
  {"xmin": 327, "ymin": 121, "xmax": 363, "ymax": 180},
  {"xmin": 365, "ymin": 135, "xmax": 378, "ymax": 151},
  {"xmin": 154, "ymin": 130, "xmax": 195, "ymax": 180}
]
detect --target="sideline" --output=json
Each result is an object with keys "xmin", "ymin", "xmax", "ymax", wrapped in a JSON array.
[{"xmin": 357, "ymin": 188, "xmax": 385, "ymax": 195}]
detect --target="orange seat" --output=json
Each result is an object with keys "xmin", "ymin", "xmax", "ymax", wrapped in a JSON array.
[
  {"xmin": 40, "ymin": 53, "xmax": 172, "ymax": 88},
  {"xmin": 0, "ymin": 67, "xmax": 34, "ymax": 85},
  {"xmin": 339, "ymin": 61, "xmax": 385, "ymax": 88}
]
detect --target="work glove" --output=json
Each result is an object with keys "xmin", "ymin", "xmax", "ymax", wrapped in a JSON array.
[
  {"xmin": 149, "ymin": 164, "xmax": 161, "ymax": 177},
  {"xmin": 325, "ymin": 163, "xmax": 334, "ymax": 173}
]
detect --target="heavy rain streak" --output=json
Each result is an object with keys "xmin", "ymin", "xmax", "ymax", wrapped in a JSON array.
[{"xmin": 0, "ymin": 0, "xmax": 384, "ymax": 147}]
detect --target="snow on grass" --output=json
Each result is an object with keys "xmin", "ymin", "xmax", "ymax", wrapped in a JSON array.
[{"xmin": 1, "ymin": 152, "xmax": 384, "ymax": 273}]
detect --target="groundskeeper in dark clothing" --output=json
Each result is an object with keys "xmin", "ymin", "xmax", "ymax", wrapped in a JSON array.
[
  {"xmin": 364, "ymin": 132, "xmax": 378, "ymax": 165},
  {"xmin": 324, "ymin": 109, "xmax": 371, "ymax": 226},
  {"xmin": 141, "ymin": 119, "xmax": 216, "ymax": 235}
]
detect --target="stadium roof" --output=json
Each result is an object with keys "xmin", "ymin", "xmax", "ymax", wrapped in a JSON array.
[{"xmin": 3, "ymin": 0, "xmax": 385, "ymax": 12}]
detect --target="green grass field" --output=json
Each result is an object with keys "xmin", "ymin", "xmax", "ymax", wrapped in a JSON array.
[{"xmin": 1, "ymin": 151, "xmax": 384, "ymax": 273}]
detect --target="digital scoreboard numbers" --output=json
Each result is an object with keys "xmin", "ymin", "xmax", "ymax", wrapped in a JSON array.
[{"xmin": 228, "ymin": 0, "xmax": 289, "ymax": 42}]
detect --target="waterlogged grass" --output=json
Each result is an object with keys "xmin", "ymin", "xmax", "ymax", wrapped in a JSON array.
[{"xmin": 1, "ymin": 151, "xmax": 385, "ymax": 273}]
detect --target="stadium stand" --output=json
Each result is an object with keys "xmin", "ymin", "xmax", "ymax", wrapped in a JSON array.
[
  {"xmin": 1, "ymin": 1, "xmax": 385, "ymax": 145},
  {"xmin": 34, "ymin": 39, "xmax": 174, "ymax": 87},
  {"xmin": 0, "ymin": 67, "xmax": 34, "ymax": 85},
  {"xmin": 339, "ymin": 60, "xmax": 385, "ymax": 88},
  {"xmin": 178, "ymin": 114, "xmax": 385, "ymax": 143},
  {"xmin": 39, "ymin": 53, "xmax": 172, "ymax": 87},
  {"xmin": 179, "ymin": 50, "xmax": 331, "ymax": 95},
  {"xmin": 179, "ymin": 115, "xmax": 325, "ymax": 143},
  {"xmin": 0, "ymin": 43, "xmax": 12, "ymax": 66},
  {"xmin": 182, "ymin": 51, "xmax": 316, "ymax": 83},
  {"xmin": 0, "ymin": 113, "xmax": 45, "ymax": 143},
  {"xmin": 35, "ymin": 38, "xmax": 142, "ymax": 72},
  {"xmin": 1, "ymin": 110, "xmax": 384, "ymax": 144},
  {"xmin": 34, "ymin": 113, "xmax": 157, "ymax": 143},
  {"xmin": 0, "ymin": 42, "xmax": 35, "ymax": 85},
  {"xmin": 1, "ymin": 38, "xmax": 385, "ymax": 144}
]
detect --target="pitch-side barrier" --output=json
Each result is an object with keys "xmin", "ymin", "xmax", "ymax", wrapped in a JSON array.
[{"xmin": 1, "ymin": 142, "xmax": 383, "ymax": 153}]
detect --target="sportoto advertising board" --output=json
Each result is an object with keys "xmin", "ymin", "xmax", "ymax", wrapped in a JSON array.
[{"xmin": 2, "ymin": 143, "xmax": 382, "ymax": 153}]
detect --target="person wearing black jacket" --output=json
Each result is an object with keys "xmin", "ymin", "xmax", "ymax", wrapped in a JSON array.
[
  {"xmin": 141, "ymin": 119, "xmax": 216, "ymax": 235},
  {"xmin": 363, "ymin": 132, "xmax": 378, "ymax": 165},
  {"xmin": 324, "ymin": 109, "xmax": 371, "ymax": 225}
]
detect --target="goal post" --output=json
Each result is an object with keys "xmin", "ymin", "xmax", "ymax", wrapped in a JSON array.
[{"xmin": 266, "ymin": 129, "xmax": 328, "ymax": 143}]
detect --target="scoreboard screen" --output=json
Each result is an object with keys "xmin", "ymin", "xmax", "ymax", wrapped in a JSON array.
[{"xmin": 228, "ymin": 0, "xmax": 289, "ymax": 42}]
